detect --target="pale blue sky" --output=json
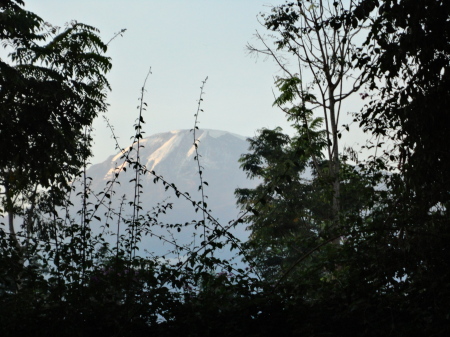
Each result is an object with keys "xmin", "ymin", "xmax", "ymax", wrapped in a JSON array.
[{"xmin": 25, "ymin": 0, "xmax": 366, "ymax": 165}]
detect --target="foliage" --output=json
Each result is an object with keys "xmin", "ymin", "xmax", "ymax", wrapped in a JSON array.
[
  {"xmin": 343, "ymin": 1, "xmax": 450, "ymax": 334},
  {"xmin": 235, "ymin": 106, "xmax": 376, "ymax": 285},
  {"xmin": 235, "ymin": 114, "xmax": 325, "ymax": 280},
  {"xmin": 1, "ymin": 0, "xmax": 450, "ymax": 336},
  {"xmin": 0, "ymin": 2, "xmax": 111, "ymax": 193},
  {"xmin": 352, "ymin": 0, "xmax": 450, "ymax": 206},
  {"xmin": 239, "ymin": 0, "xmax": 450, "ymax": 335},
  {"xmin": 0, "ymin": 3, "xmax": 113, "ymax": 312}
]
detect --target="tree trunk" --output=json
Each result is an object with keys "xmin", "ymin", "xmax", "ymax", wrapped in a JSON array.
[{"xmin": 328, "ymin": 88, "xmax": 341, "ymax": 242}]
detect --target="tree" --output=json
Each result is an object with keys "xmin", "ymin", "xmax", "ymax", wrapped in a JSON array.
[
  {"xmin": 236, "ymin": 125, "xmax": 324, "ymax": 281},
  {"xmin": 336, "ymin": 1, "xmax": 450, "ymax": 334},
  {"xmin": 238, "ymin": 2, "xmax": 450, "ymax": 334},
  {"xmin": 236, "ymin": 122, "xmax": 376, "ymax": 285},
  {"xmin": 350, "ymin": 0, "xmax": 450, "ymax": 206},
  {"xmin": 0, "ymin": 0, "xmax": 111, "ymax": 290},
  {"xmin": 249, "ymin": 0, "xmax": 372, "ymax": 229}
]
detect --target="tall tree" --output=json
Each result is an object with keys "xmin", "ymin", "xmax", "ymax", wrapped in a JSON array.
[
  {"xmin": 0, "ymin": 0, "xmax": 111, "ymax": 289},
  {"xmin": 354, "ymin": 0, "xmax": 450, "ymax": 332},
  {"xmin": 249, "ymin": 0, "xmax": 372, "ymax": 229}
]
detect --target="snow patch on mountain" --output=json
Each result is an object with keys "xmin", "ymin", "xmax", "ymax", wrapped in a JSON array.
[{"xmin": 144, "ymin": 132, "xmax": 184, "ymax": 171}]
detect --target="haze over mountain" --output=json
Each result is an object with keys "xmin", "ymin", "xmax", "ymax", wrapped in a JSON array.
[{"xmin": 73, "ymin": 129, "xmax": 258, "ymax": 257}]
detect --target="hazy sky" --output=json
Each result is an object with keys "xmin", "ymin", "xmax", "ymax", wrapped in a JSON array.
[{"xmin": 25, "ymin": 0, "xmax": 366, "ymax": 165}]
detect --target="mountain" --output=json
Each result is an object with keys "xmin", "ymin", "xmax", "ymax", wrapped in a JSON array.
[{"xmin": 72, "ymin": 129, "xmax": 258, "ymax": 257}]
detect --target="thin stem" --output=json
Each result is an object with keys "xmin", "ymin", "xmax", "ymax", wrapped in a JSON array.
[
  {"xmin": 130, "ymin": 67, "xmax": 152, "ymax": 262},
  {"xmin": 192, "ymin": 76, "xmax": 208, "ymax": 242}
]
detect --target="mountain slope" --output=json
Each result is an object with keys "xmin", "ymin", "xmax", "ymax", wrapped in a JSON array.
[{"xmin": 73, "ymin": 129, "xmax": 257, "ymax": 256}]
